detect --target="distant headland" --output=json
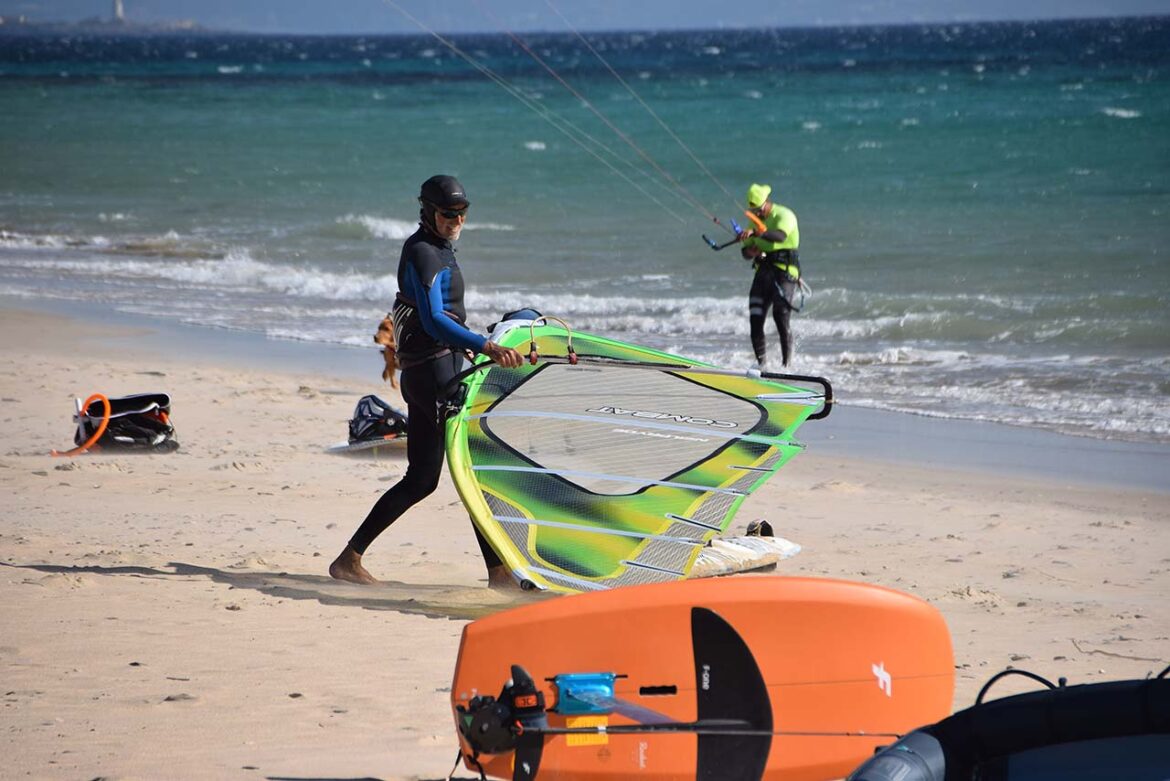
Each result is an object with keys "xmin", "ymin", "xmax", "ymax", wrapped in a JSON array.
[
  {"xmin": 0, "ymin": 17, "xmax": 205, "ymax": 35},
  {"xmin": 0, "ymin": 0, "xmax": 204, "ymax": 35}
]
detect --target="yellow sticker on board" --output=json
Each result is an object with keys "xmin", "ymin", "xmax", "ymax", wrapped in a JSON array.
[{"xmin": 565, "ymin": 714, "xmax": 609, "ymax": 746}]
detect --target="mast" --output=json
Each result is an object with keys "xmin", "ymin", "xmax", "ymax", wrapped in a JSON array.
[{"xmin": 113, "ymin": 0, "xmax": 125, "ymax": 22}]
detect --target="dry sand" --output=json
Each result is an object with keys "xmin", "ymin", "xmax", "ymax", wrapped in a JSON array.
[{"xmin": 1, "ymin": 307, "xmax": 1167, "ymax": 780}]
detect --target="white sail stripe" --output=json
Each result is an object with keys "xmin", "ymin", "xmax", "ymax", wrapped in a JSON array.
[
  {"xmin": 526, "ymin": 566, "xmax": 610, "ymax": 591},
  {"xmin": 494, "ymin": 515, "xmax": 707, "ymax": 545},
  {"xmin": 472, "ymin": 465, "xmax": 748, "ymax": 495},
  {"xmin": 755, "ymin": 392, "xmax": 823, "ymax": 405},
  {"xmin": 530, "ymin": 357, "xmax": 731, "ymax": 374},
  {"xmin": 469, "ymin": 409, "xmax": 789, "ymax": 446}
]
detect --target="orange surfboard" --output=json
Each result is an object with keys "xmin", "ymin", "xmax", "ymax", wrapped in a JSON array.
[{"xmin": 451, "ymin": 576, "xmax": 954, "ymax": 780}]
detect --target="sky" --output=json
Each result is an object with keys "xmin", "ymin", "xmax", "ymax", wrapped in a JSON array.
[{"xmin": 2, "ymin": 0, "xmax": 1168, "ymax": 33}]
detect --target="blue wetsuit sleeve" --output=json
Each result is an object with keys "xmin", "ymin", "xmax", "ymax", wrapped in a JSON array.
[{"xmin": 404, "ymin": 264, "xmax": 487, "ymax": 353}]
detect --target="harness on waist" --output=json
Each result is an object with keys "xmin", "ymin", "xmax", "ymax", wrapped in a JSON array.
[
  {"xmin": 755, "ymin": 249, "xmax": 800, "ymax": 280},
  {"xmin": 392, "ymin": 292, "xmax": 465, "ymax": 369}
]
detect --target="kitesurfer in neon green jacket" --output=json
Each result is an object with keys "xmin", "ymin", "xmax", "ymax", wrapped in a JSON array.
[{"xmin": 737, "ymin": 183, "xmax": 801, "ymax": 367}]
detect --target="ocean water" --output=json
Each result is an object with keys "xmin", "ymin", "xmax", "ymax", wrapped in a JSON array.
[{"xmin": 1, "ymin": 18, "xmax": 1168, "ymax": 443}]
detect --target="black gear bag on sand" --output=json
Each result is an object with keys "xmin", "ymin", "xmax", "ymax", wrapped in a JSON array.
[
  {"xmin": 75, "ymin": 393, "xmax": 179, "ymax": 452},
  {"xmin": 348, "ymin": 395, "xmax": 408, "ymax": 444}
]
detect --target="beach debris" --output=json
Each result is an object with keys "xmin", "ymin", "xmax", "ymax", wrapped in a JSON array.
[
  {"xmin": 228, "ymin": 556, "xmax": 272, "ymax": 570},
  {"xmin": 946, "ymin": 585, "xmax": 1007, "ymax": 609},
  {"xmin": 211, "ymin": 461, "xmax": 269, "ymax": 472},
  {"xmin": 1069, "ymin": 638, "xmax": 1160, "ymax": 662}
]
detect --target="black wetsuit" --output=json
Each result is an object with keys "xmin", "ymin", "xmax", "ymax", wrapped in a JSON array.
[
  {"xmin": 749, "ymin": 254, "xmax": 798, "ymax": 367},
  {"xmin": 348, "ymin": 226, "xmax": 501, "ymax": 568}
]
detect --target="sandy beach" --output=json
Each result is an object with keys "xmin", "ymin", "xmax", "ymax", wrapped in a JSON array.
[{"xmin": 2, "ymin": 306, "xmax": 1167, "ymax": 781}]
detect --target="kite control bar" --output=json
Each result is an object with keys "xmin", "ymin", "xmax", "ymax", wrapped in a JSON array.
[
  {"xmin": 702, "ymin": 218, "xmax": 743, "ymax": 251},
  {"xmin": 703, "ymin": 210, "xmax": 771, "ymax": 252},
  {"xmin": 702, "ymin": 234, "xmax": 740, "ymax": 251}
]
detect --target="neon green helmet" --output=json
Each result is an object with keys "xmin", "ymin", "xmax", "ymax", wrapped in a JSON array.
[{"xmin": 746, "ymin": 183, "xmax": 772, "ymax": 208}]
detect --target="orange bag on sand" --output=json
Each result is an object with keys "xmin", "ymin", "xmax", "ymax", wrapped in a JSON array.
[{"xmin": 374, "ymin": 313, "xmax": 399, "ymax": 388}]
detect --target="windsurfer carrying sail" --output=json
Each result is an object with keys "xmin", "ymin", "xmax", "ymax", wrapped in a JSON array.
[
  {"xmin": 330, "ymin": 175, "xmax": 522, "ymax": 587},
  {"xmin": 738, "ymin": 183, "xmax": 801, "ymax": 367}
]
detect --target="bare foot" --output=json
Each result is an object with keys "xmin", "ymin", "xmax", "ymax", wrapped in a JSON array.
[
  {"xmin": 486, "ymin": 564, "xmax": 523, "ymax": 591},
  {"xmin": 329, "ymin": 545, "xmax": 378, "ymax": 584}
]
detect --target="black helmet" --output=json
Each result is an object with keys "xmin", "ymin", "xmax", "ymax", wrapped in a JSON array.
[{"xmin": 419, "ymin": 175, "xmax": 470, "ymax": 210}]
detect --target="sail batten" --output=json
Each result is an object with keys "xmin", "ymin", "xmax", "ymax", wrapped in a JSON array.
[
  {"xmin": 494, "ymin": 515, "xmax": 707, "ymax": 546},
  {"xmin": 621, "ymin": 559, "xmax": 688, "ymax": 576},
  {"xmin": 526, "ymin": 566, "xmax": 610, "ymax": 591},
  {"xmin": 468, "ymin": 409, "xmax": 791, "ymax": 447},
  {"xmin": 755, "ymin": 392, "xmax": 824, "ymax": 404},
  {"xmin": 472, "ymin": 464, "xmax": 749, "ymax": 496},
  {"xmin": 665, "ymin": 513, "xmax": 725, "ymax": 531}
]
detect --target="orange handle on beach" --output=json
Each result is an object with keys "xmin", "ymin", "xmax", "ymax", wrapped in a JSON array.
[{"xmin": 51, "ymin": 393, "xmax": 111, "ymax": 457}]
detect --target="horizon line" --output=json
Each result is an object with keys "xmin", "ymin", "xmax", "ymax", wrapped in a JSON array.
[{"xmin": 1, "ymin": 11, "xmax": 1166, "ymax": 38}]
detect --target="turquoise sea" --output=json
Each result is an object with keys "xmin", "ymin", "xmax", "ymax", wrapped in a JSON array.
[{"xmin": 1, "ymin": 17, "xmax": 1168, "ymax": 442}]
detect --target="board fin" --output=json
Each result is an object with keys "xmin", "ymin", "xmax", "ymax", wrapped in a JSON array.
[{"xmin": 693, "ymin": 606, "xmax": 773, "ymax": 779}]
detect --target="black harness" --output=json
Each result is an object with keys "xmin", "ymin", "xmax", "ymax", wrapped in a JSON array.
[{"xmin": 391, "ymin": 291, "xmax": 465, "ymax": 369}]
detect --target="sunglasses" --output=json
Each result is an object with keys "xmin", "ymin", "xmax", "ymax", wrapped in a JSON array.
[{"xmin": 423, "ymin": 199, "xmax": 468, "ymax": 220}]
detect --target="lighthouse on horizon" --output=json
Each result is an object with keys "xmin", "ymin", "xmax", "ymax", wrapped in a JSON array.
[{"xmin": 113, "ymin": 0, "xmax": 125, "ymax": 22}]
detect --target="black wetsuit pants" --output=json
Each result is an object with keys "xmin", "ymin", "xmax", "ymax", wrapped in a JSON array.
[
  {"xmin": 349, "ymin": 352, "xmax": 502, "ymax": 568},
  {"xmin": 749, "ymin": 263, "xmax": 797, "ymax": 367}
]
